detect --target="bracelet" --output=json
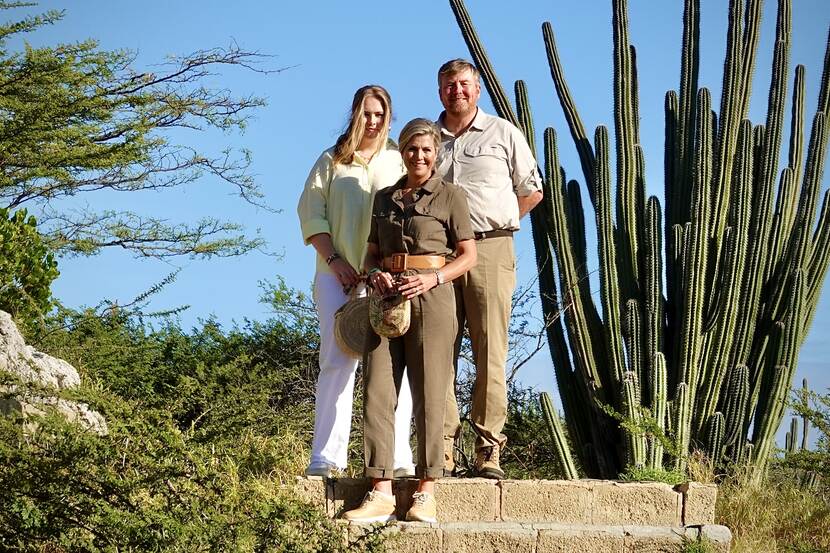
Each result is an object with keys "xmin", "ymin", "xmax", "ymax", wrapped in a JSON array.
[
  {"xmin": 368, "ymin": 268, "xmax": 382, "ymax": 276},
  {"xmin": 434, "ymin": 269, "xmax": 445, "ymax": 286},
  {"xmin": 325, "ymin": 252, "xmax": 341, "ymax": 265}
]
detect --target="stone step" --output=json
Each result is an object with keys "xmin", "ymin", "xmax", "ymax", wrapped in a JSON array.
[
  {"xmin": 344, "ymin": 521, "xmax": 732, "ymax": 553},
  {"xmin": 294, "ymin": 477, "xmax": 718, "ymax": 527}
]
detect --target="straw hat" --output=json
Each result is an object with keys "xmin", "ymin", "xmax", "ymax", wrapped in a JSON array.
[
  {"xmin": 334, "ymin": 296, "xmax": 381, "ymax": 358},
  {"xmin": 369, "ymin": 292, "xmax": 411, "ymax": 338}
]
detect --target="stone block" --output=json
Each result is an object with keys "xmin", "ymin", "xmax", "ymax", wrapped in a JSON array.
[
  {"xmin": 383, "ymin": 522, "xmax": 442, "ymax": 553},
  {"xmin": 291, "ymin": 476, "xmax": 329, "ymax": 513},
  {"xmin": 442, "ymin": 522, "xmax": 536, "ymax": 553},
  {"xmin": 622, "ymin": 526, "xmax": 688, "ymax": 552},
  {"xmin": 536, "ymin": 523, "xmax": 625, "ymax": 553},
  {"xmin": 677, "ymin": 482, "xmax": 718, "ymax": 525},
  {"xmin": 592, "ymin": 482, "xmax": 682, "ymax": 526},
  {"xmin": 501, "ymin": 480, "xmax": 593, "ymax": 523},
  {"xmin": 699, "ymin": 525, "xmax": 733, "ymax": 552},
  {"xmin": 434, "ymin": 478, "xmax": 500, "ymax": 522}
]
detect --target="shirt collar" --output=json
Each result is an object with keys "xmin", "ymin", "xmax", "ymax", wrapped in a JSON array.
[{"xmin": 437, "ymin": 107, "xmax": 486, "ymax": 137}]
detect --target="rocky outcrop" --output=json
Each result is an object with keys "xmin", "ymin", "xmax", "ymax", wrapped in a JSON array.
[{"xmin": 0, "ymin": 310, "xmax": 107, "ymax": 434}]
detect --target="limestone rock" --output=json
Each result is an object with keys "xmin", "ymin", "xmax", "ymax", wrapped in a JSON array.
[{"xmin": 0, "ymin": 310, "xmax": 107, "ymax": 434}]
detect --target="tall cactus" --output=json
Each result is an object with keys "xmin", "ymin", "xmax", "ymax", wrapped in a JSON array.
[{"xmin": 448, "ymin": 0, "xmax": 830, "ymax": 478}]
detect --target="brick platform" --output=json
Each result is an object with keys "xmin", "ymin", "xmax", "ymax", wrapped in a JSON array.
[{"xmin": 293, "ymin": 477, "xmax": 731, "ymax": 552}]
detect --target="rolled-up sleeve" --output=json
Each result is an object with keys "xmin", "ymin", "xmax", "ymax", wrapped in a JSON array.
[
  {"xmin": 297, "ymin": 152, "xmax": 333, "ymax": 244},
  {"xmin": 509, "ymin": 126, "xmax": 543, "ymax": 197}
]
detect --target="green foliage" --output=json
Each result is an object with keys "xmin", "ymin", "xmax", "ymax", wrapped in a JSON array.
[
  {"xmin": 0, "ymin": 383, "xmax": 381, "ymax": 552},
  {"xmin": 0, "ymin": 5, "xmax": 274, "ymax": 259},
  {"xmin": 0, "ymin": 277, "xmax": 385, "ymax": 551},
  {"xmin": 448, "ymin": 0, "xmax": 830, "ymax": 479},
  {"xmin": 681, "ymin": 537, "xmax": 717, "ymax": 553},
  {"xmin": 620, "ymin": 465, "xmax": 686, "ymax": 485},
  {"xmin": 0, "ymin": 208, "xmax": 59, "ymax": 324},
  {"xmin": 717, "ymin": 463, "xmax": 830, "ymax": 552}
]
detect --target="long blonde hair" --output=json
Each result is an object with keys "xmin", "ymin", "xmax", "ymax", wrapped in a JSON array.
[{"xmin": 332, "ymin": 85, "xmax": 393, "ymax": 166}]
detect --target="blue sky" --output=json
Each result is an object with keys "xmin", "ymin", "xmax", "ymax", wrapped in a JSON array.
[{"xmin": 18, "ymin": 1, "xmax": 830, "ymax": 428}]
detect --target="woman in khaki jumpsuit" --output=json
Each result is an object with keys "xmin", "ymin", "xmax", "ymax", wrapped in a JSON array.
[{"xmin": 343, "ymin": 119, "xmax": 477, "ymax": 523}]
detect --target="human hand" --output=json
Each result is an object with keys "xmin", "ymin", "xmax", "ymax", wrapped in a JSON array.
[
  {"xmin": 368, "ymin": 270, "xmax": 395, "ymax": 295},
  {"xmin": 397, "ymin": 272, "xmax": 438, "ymax": 299},
  {"xmin": 330, "ymin": 258, "xmax": 360, "ymax": 288}
]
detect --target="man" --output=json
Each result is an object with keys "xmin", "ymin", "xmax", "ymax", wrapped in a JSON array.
[{"xmin": 435, "ymin": 59, "xmax": 543, "ymax": 479}]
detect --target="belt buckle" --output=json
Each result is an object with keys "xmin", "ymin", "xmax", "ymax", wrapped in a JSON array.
[{"xmin": 390, "ymin": 252, "xmax": 408, "ymax": 272}]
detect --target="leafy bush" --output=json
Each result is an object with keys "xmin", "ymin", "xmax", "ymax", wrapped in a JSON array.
[
  {"xmin": 0, "ymin": 208, "xmax": 59, "ymax": 325},
  {"xmin": 0, "ymin": 384, "xmax": 382, "ymax": 551},
  {"xmin": 0, "ymin": 279, "xmax": 386, "ymax": 551}
]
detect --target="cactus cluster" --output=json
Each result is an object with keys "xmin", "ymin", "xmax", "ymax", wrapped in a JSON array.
[{"xmin": 449, "ymin": 0, "xmax": 830, "ymax": 478}]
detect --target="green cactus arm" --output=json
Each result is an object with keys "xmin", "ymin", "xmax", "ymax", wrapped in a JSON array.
[
  {"xmin": 706, "ymin": 412, "xmax": 725, "ymax": 463},
  {"xmin": 676, "ymin": 88, "xmax": 712, "ymax": 399},
  {"xmin": 595, "ymin": 125, "xmax": 626, "ymax": 389},
  {"xmin": 624, "ymin": 299, "xmax": 645, "ymax": 402},
  {"xmin": 674, "ymin": 382, "xmax": 692, "ymax": 471},
  {"xmin": 649, "ymin": 352, "xmax": 668, "ymax": 470},
  {"xmin": 801, "ymin": 378, "xmax": 810, "ymax": 451},
  {"xmin": 756, "ymin": 1, "xmax": 793, "ymax": 289},
  {"xmin": 722, "ymin": 365, "xmax": 750, "ymax": 461},
  {"xmin": 752, "ymin": 364, "xmax": 794, "ymax": 477},
  {"xmin": 447, "ymin": 0, "xmax": 518, "ymax": 125},
  {"xmin": 677, "ymin": 0, "xmax": 701, "ymax": 227},
  {"xmin": 541, "ymin": 21, "xmax": 596, "ymax": 204},
  {"xmin": 737, "ymin": 0, "xmax": 765, "ymax": 119},
  {"xmin": 623, "ymin": 371, "xmax": 646, "ymax": 468},
  {"xmin": 612, "ymin": 0, "xmax": 641, "ymax": 298},
  {"xmin": 567, "ymin": 180, "xmax": 589, "ymax": 282},
  {"xmin": 817, "ymin": 27, "xmax": 830, "ymax": 118},
  {"xmin": 697, "ymin": 119, "xmax": 753, "ymax": 431},
  {"xmin": 540, "ymin": 392, "xmax": 580, "ymax": 479},
  {"xmin": 786, "ymin": 417, "xmax": 798, "ymax": 455},
  {"xmin": 710, "ymin": 0, "xmax": 746, "ymax": 243},
  {"xmin": 644, "ymin": 197, "xmax": 665, "ymax": 389},
  {"xmin": 516, "ymin": 79, "xmax": 593, "ymax": 464},
  {"xmin": 787, "ymin": 66, "xmax": 807, "ymax": 189}
]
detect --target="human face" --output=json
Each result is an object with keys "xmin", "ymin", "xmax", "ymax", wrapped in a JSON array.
[
  {"xmin": 439, "ymin": 69, "xmax": 481, "ymax": 117},
  {"xmin": 402, "ymin": 134, "xmax": 436, "ymax": 184},
  {"xmin": 362, "ymin": 96, "xmax": 385, "ymax": 140}
]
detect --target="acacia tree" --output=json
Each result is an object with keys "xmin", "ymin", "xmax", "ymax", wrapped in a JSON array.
[{"xmin": 0, "ymin": 4, "xmax": 278, "ymax": 259}]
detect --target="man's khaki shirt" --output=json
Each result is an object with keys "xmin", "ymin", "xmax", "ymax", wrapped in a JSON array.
[
  {"xmin": 368, "ymin": 175, "xmax": 474, "ymax": 258},
  {"xmin": 436, "ymin": 108, "xmax": 542, "ymax": 234}
]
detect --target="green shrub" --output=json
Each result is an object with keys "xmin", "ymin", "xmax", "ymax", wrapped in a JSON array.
[
  {"xmin": 0, "ymin": 378, "xmax": 382, "ymax": 552},
  {"xmin": 0, "ymin": 208, "xmax": 59, "ymax": 325}
]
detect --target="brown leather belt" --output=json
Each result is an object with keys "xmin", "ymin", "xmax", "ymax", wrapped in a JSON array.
[
  {"xmin": 474, "ymin": 229, "xmax": 514, "ymax": 240},
  {"xmin": 382, "ymin": 253, "xmax": 446, "ymax": 272}
]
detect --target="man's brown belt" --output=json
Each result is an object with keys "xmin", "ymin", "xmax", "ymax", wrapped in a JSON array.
[
  {"xmin": 382, "ymin": 253, "xmax": 446, "ymax": 272},
  {"xmin": 474, "ymin": 229, "xmax": 514, "ymax": 240}
]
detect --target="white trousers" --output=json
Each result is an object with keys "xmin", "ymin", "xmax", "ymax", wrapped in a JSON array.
[{"xmin": 310, "ymin": 271, "xmax": 414, "ymax": 470}]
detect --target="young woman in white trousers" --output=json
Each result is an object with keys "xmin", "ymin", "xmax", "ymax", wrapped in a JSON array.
[{"xmin": 298, "ymin": 85, "xmax": 414, "ymax": 477}]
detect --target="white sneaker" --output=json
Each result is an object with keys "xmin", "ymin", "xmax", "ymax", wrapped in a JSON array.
[
  {"xmin": 342, "ymin": 491, "xmax": 397, "ymax": 523},
  {"xmin": 304, "ymin": 462, "xmax": 339, "ymax": 478},
  {"xmin": 393, "ymin": 465, "xmax": 416, "ymax": 478}
]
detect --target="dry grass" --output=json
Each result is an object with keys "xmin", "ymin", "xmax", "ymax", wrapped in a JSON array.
[{"xmin": 716, "ymin": 465, "xmax": 830, "ymax": 553}]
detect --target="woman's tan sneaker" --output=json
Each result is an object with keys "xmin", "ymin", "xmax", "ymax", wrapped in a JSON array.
[
  {"xmin": 342, "ymin": 491, "xmax": 397, "ymax": 523},
  {"xmin": 405, "ymin": 492, "xmax": 437, "ymax": 523}
]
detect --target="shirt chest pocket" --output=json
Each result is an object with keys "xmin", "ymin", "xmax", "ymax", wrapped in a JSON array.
[
  {"xmin": 464, "ymin": 144, "xmax": 508, "ymax": 162},
  {"xmin": 373, "ymin": 210, "xmax": 402, "ymax": 238},
  {"xmin": 461, "ymin": 144, "xmax": 509, "ymax": 181}
]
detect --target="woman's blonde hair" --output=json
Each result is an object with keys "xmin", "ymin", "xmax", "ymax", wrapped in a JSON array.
[
  {"xmin": 398, "ymin": 118, "xmax": 440, "ymax": 155},
  {"xmin": 332, "ymin": 85, "xmax": 392, "ymax": 166}
]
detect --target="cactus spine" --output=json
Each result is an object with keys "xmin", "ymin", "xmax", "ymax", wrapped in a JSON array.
[{"xmin": 448, "ymin": 0, "xmax": 830, "ymax": 478}]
